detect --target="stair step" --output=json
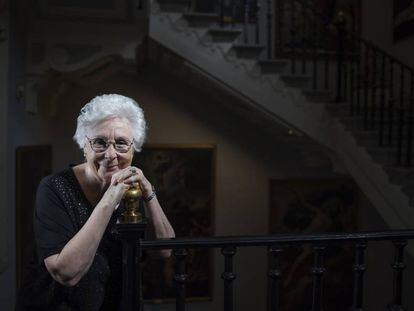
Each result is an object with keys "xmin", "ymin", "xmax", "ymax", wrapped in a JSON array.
[
  {"xmin": 230, "ymin": 44, "xmax": 265, "ymax": 59},
  {"xmin": 302, "ymin": 89, "xmax": 333, "ymax": 103},
  {"xmin": 280, "ymin": 74, "xmax": 311, "ymax": 88},
  {"xmin": 386, "ymin": 166, "xmax": 414, "ymax": 178},
  {"xmin": 341, "ymin": 114, "xmax": 409, "ymax": 130},
  {"xmin": 207, "ymin": 27, "xmax": 243, "ymax": 42},
  {"xmin": 157, "ymin": 0, "xmax": 190, "ymax": 12},
  {"xmin": 365, "ymin": 144, "xmax": 414, "ymax": 166},
  {"xmin": 182, "ymin": 12, "xmax": 219, "ymax": 27},
  {"xmin": 258, "ymin": 59, "xmax": 289, "ymax": 74}
]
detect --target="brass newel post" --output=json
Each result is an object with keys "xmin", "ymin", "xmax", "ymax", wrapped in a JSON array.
[{"xmin": 117, "ymin": 185, "xmax": 147, "ymax": 311}]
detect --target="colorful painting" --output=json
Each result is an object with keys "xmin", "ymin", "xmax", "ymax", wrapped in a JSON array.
[
  {"xmin": 132, "ymin": 144, "xmax": 215, "ymax": 302},
  {"xmin": 269, "ymin": 178, "xmax": 359, "ymax": 311}
]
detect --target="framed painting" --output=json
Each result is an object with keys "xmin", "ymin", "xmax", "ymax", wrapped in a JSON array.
[
  {"xmin": 393, "ymin": 0, "xmax": 414, "ymax": 42},
  {"xmin": 16, "ymin": 145, "xmax": 52, "ymax": 291},
  {"xmin": 132, "ymin": 144, "xmax": 216, "ymax": 302},
  {"xmin": 269, "ymin": 178, "xmax": 359, "ymax": 311}
]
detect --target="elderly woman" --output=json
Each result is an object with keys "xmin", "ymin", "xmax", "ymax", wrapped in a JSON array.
[{"xmin": 17, "ymin": 94, "xmax": 175, "ymax": 310}]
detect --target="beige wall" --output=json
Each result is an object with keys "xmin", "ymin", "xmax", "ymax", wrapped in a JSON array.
[
  {"xmin": 45, "ymin": 70, "xmax": 319, "ymax": 311},
  {"xmin": 33, "ymin": 68, "xmax": 394, "ymax": 311},
  {"xmin": 3, "ymin": 0, "xmax": 414, "ymax": 308}
]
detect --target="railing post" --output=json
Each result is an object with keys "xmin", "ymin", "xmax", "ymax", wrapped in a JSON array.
[
  {"xmin": 266, "ymin": 0, "xmax": 272, "ymax": 59},
  {"xmin": 222, "ymin": 246, "xmax": 237, "ymax": 311},
  {"xmin": 397, "ymin": 67, "xmax": 406, "ymax": 166},
  {"xmin": 116, "ymin": 221, "xmax": 147, "ymax": 311},
  {"xmin": 255, "ymin": 1, "xmax": 260, "ymax": 44},
  {"xmin": 335, "ymin": 11, "xmax": 346, "ymax": 102},
  {"xmin": 389, "ymin": 240, "xmax": 407, "ymax": 311},
  {"xmin": 388, "ymin": 60, "xmax": 395, "ymax": 146},
  {"xmin": 370, "ymin": 49, "xmax": 377, "ymax": 129},
  {"xmin": 311, "ymin": 245, "xmax": 326, "ymax": 311},
  {"xmin": 406, "ymin": 71, "xmax": 414, "ymax": 167},
  {"xmin": 174, "ymin": 248, "xmax": 188, "ymax": 311},
  {"xmin": 312, "ymin": 10, "xmax": 318, "ymax": 89},
  {"xmin": 379, "ymin": 53, "xmax": 386, "ymax": 146},
  {"xmin": 363, "ymin": 44, "xmax": 370, "ymax": 130},
  {"xmin": 290, "ymin": 0, "xmax": 297, "ymax": 74},
  {"xmin": 351, "ymin": 242, "xmax": 367, "ymax": 311},
  {"xmin": 269, "ymin": 246, "xmax": 282, "ymax": 311},
  {"xmin": 220, "ymin": 0, "xmax": 224, "ymax": 27},
  {"xmin": 243, "ymin": 0, "xmax": 249, "ymax": 44}
]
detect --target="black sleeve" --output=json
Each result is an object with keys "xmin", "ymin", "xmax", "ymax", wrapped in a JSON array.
[{"xmin": 33, "ymin": 177, "xmax": 77, "ymax": 261}]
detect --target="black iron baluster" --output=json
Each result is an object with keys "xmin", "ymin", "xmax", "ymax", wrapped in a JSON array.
[
  {"xmin": 276, "ymin": 0, "xmax": 284, "ymax": 57},
  {"xmin": 356, "ymin": 37, "xmax": 362, "ymax": 115},
  {"xmin": 220, "ymin": 0, "xmax": 224, "ymax": 27},
  {"xmin": 363, "ymin": 44, "xmax": 370, "ymax": 129},
  {"xmin": 351, "ymin": 242, "xmax": 367, "ymax": 311},
  {"xmin": 350, "ymin": 3, "xmax": 357, "ymax": 112},
  {"xmin": 222, "ymin": 246, "xmax": 237, "ymax": 311},
  {"xmin": 174, "ymin": 248, "xmax": 188, "ymax": 311},
  {"xmin": 266, "ymin": 0, "xmax": 272, "ymax": 59},
  {"xmin": 255, "ymin": 1, "xmax": 260, "ymax": 44},
  {"xmin": 343, "ymin": 47, "xmax": 349, "ymax": 101},
  {"xmin": 312, "ymin": 10, "xmax": 318, "ymax": 90},
  {"xmin": 379, "ymin": 53, "xmax": 386, "ymax": 146},
  {"xmin": 406, "ymin": 71, "xmax": 414, "ymax": 167},
  {"xmin": 311, "ymin": 245, "xmax": 326, "ymax": 311},
  {"xmin": 335, "ymin": 11, "xmax": 346, "ymax": 102},
  {"xmin": 350, "ymin": 33, "xmax": 356, "ymax": 115},
  {"xmin": 290, "ymin": 1, "xmax": 297, "ymax": 74},
  {"xmin": 231, "ymin": 0, "xmax": 236, "ymax": 28},
  {"xmin": 323, "ymin": 19, "xmax": 329, "ymax": 90},
  {"xmin": 269, "ymin": 246, "xmax": 282, "ymax": 311},
  {"xmin": 389, "ymin": 60, "xmax": 395, "ymax": 146},
  {"xmin": 301, "ymin": 4, "xmax": 307, "ymax": 75},
  {"xmin": 243, "ymin": 0, "xmax": 249, "ymax": 44},
  {"xmin": 370, "ymin": 49, "xmax": 377, "ymax": 129},
  {"xmin": 397, "ymin": 67, "xmax": 405, "ymax": 166},
  {"xmin": 389, "ymin": 240, "xmax": 407, "ymax": 311}
]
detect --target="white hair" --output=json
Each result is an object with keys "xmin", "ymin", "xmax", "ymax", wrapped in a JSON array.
[{"xmin": 73, "ymin": 94, "xmax": 147, "ymax": 152}]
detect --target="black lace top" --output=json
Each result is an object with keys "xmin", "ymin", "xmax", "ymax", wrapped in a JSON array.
[{"xmin": 18, "ymin": 168, "xmax": 126, "ymax": 310}]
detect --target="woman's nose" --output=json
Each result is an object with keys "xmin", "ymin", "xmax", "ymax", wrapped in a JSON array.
[{"xmin": 104, "ymin": 143, "xmax": 117, "ymax": 158}]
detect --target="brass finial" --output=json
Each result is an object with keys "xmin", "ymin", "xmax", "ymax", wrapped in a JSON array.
[{"xmin": 119, "ymin": 184, "xmax": 143, "ymax": 223}]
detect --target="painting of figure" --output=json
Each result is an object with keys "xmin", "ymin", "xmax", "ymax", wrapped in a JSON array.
[
  {"xmin": 132, "ymin": 145, "xmax": 215, "ymax": 302},
  {"xmin": 269, "ymin": 178, "xmax": 358, "ymax": 311}
]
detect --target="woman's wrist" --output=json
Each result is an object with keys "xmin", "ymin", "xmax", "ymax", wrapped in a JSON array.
[{"xmin": 143, "ymin": 184, "xmax": 156, "ymax": 203}]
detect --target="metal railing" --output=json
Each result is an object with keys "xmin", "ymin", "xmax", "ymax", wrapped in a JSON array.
[{"xmin": 118, "ymin": 223, "xmax": 414, "ymax": 311}]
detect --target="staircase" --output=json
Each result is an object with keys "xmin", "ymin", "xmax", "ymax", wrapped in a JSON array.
[{"xmin": 148, "ymin": 0, "xmax": 414, "ymax": 232}]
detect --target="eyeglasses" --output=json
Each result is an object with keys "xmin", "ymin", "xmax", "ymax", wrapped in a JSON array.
[{"xmin": 86, "ymin": 136, "xmax": 134, "ymax": 153}]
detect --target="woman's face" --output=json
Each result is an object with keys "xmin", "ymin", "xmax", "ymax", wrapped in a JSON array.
[{"xmin": 84, "ymin": 117, "xmax": 134, "ymax": 185}]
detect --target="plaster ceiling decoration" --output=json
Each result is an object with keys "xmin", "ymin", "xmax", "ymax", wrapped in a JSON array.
[
  {"xmin": 40, "ymin": 54, "xmax": 127, "ymax": 116},
  {"xmin": 45, "ymin": 43, "xmax": 103, "ymax": 71},
  {"xmin": 37, "ymin": 0, "xmax": 134, "ymax": 22}
]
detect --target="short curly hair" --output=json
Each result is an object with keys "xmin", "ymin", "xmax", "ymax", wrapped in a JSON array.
[{"xmin": 73, "ymin": 94, "xmax": 147, "ymax": 152}]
